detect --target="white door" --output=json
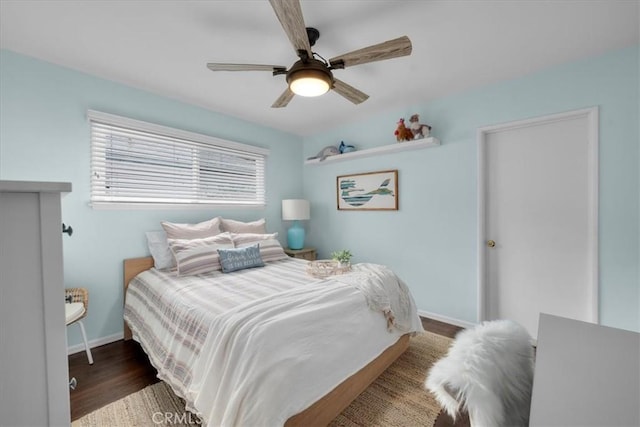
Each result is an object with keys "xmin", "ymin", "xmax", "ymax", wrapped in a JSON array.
[{"xmin": 478, "ymin": 108, "xmax": 598, "ymax": 338}]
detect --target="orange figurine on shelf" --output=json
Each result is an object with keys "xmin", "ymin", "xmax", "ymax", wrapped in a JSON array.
[{"xmin": 394, "ymin": 118, "xmax": 414, "ymax": 142}]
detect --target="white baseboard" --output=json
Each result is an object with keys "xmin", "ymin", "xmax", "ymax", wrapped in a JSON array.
[
  {"xmin": 67, "ymin": 331, "xmax": 124, "ymax": 355},
  {"xmin": 418, "ymin": 309, "xmax": 477, "ymax": 329}
]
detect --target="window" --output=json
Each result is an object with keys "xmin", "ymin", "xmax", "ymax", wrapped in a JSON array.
[{"xmin": 88, "ymin": 110, "xmax": 268, "ymax": 208}]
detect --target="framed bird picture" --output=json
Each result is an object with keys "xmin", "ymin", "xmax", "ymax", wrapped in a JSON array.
[{"xmin": 337, "ymin": 170, "xmax": 398, "ymax": 211}]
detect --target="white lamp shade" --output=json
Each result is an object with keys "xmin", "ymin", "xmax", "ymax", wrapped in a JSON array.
[{"xmin": 282, "ymin": 199, "xmax": 310, "ymax": 220}]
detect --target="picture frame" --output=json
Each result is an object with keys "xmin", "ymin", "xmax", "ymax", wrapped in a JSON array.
[{"xmin": 337, "ymin": 169, "xmax": 398, "ymax": 211}]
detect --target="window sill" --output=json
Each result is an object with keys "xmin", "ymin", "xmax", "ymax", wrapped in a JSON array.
[{"xmin": 89, "ymin": 202, "xmax": 266, "ymax": 210}]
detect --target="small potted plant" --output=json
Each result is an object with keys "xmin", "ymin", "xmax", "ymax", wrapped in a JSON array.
[{"xmin": 331, "ymin": 249, "xmax": 353, "ymax": 268}]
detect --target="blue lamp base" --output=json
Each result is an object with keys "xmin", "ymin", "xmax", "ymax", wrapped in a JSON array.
[{"xmin": 287, "ymin": 220, "xmax": 305, "ymax": 250}]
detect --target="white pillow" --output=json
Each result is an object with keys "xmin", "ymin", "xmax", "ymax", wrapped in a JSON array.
[
  {"xmin": 145, "ymin": 230, "xmax": 175, "ymax": 270},
  {"xmin": 220, "ymin": 218, "xmax": 266, "ymax": 234},
  {"xmin": 168, "ymin": 233, "xmax": 235, "ymax": 276},
  {"xmin": 161, "ymin": 217, "xmax": 222, "ymax": 239},
  {"xmin": 230, "ymin": 232, "xmax": 288, "ymax": 263}
]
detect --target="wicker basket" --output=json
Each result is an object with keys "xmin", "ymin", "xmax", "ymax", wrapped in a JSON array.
[{"xmin": 307, "ymin": 260, "xmax": 351, "ymax": 278}]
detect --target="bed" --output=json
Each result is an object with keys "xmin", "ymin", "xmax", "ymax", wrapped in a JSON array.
[{"xmin": 123, "ymin": 254, "xmax": 423, "ymax": 426}]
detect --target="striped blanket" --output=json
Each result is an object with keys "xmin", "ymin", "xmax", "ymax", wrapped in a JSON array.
[
  {"xmin": 124, "ymin": 258, "xmax": 423, "ymax": 425},
  {"xmin": 124, "ymin": 258, "xmax": 315, "ymax": 399}
]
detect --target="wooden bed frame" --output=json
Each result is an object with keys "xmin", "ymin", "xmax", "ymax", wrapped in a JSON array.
[{"xmin": 123, "ymin": 256, "xmax": 410, "ymax": 426}]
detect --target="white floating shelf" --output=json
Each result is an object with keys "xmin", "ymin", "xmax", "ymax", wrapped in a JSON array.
[{"xmin": 304, "ymin": 137, "xmax": 440, "ymax": 165}]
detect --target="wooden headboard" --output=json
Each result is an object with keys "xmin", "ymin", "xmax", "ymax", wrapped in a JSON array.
[{"xmin": 123, "ymin": 256, "xmax": 155, "ymax": 340}]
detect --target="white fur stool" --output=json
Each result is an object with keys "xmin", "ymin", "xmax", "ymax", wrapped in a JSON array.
[{"xmin": 425, "ymin": 319, "xmax": 534, "ymax": 427}]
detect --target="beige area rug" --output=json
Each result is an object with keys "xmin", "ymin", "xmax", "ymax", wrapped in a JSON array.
[{"xmin": 73, "ymin": 331, "xmax": 452, "ymax": 427}]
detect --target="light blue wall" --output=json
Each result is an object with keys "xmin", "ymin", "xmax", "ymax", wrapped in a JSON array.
[
  {"xmin": 303, "ymin": 46, "xmax": 640, "ymax": 332},
  {"xmin": 2, "ymin": 45, "xmax": 638, "ymax": 349},
  {"xmin": 0, "ymin": 50, "xmax": 303, "ymax": 347}
]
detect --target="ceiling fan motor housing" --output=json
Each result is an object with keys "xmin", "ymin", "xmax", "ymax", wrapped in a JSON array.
[{"xmin": 306, "ymin": 27, "xmax": 320, "ymax": 46}]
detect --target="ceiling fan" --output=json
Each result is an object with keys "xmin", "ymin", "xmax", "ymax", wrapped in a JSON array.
[{"xmin": 206, "ymin": 0, "xmax": 412, "ymax": 108}]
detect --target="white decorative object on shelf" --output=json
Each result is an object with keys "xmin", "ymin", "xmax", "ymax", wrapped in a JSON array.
[
  {"xmin": 304, "ymin": 137, "xmax": 440, "ymax": 165},
  {"xmin": 306, "ymin": 259, "xmax": 351, "ymax": 278}
]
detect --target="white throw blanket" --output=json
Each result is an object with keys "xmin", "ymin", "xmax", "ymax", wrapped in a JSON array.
[
  {"xmin": 331, "ymin": 263, "xmax": 419, "ymax": 333},
  {"xmin": 186, "ymin": 263, "xmax": 422, "ymax": 426}
]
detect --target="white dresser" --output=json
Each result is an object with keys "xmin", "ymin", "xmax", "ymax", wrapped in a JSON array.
[
  {"xmin": 0, "ymin": 180, "xmax": 72, "ymax": 426},
  {"xmin": 530, "ymin": 313, "xmax": 640, "ymax": 426}
]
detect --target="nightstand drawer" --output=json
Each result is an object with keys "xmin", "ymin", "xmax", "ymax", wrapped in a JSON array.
[{"xmin": 284, "ymin": 247, "xmax": 317, "ymax": 261}]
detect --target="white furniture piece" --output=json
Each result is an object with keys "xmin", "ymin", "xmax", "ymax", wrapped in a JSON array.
[
  {"xmin": 530, "ymin": 313, "xmax": 640, "ymax": 426},
  {"xmin": 65, "ymin": 287, "xmax": 93, "ymax": 364},
  {"xmin": 304, "ymin": 137, "xmax": 440, "ymax": 165},
  {"xmin": 0, "ymin": 180, "xmax": 72, "ymax": 426}
]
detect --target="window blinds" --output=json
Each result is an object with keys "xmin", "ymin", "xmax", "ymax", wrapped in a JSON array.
[{"xmin": 88, "ymin": 110, "xmax": 268, "ymax": 207}]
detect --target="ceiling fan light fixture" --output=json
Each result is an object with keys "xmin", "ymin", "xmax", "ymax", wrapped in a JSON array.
[
  {"xmin": 289, "ymin": 69, "xmax": 331, "ymax": 97},
  {"xmin": 286, "ymin": 59, "xmax": 333, "ymax": 97}
]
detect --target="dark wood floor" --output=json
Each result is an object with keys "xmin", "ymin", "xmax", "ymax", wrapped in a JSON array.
[
  {"xmin": 68, "ymin": 317, "xmax": 462, "ymax": 421},
  {"xmin": 68, "ymin": 339, "xmax": 160, "ymax": 421}
]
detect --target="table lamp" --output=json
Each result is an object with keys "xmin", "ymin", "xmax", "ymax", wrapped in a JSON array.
[{"xmin": 282, "ymin": 199, "xmax": 310, "ymax": 250}]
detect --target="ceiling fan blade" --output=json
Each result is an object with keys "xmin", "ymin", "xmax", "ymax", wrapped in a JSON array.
[
  {"xmin": 330, "ymin": 36, "xmax": 412, "ymax": 68},
  {"xmin": 269, "ymin": 0, "xmax": 312, "ymax": 58},
  {"xmin": 207, "ymin": 63, "xmax": 286, "ymax": 72},
  {"xmin": 271, "ymin": 87, "xmax": 295, "ymax": 108},
  {"xmin": 333, "ymin": 79, "xmax": 369, "ymax": 105}
]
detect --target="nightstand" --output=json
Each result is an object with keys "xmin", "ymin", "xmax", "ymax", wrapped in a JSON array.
[{"xmin": 284, "ymin": 247, "xmax": 317, "ymax": 261}]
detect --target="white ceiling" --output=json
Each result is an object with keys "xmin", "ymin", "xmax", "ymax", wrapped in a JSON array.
[{"xmin": 1, "ymin": 1, "xmax": 638, "ymax": 136}]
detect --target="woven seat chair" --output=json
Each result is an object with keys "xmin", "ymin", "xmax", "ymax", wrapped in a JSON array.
[{"xmin": 65, "ymin": 287, "xmax": 93, "ymax": 364}]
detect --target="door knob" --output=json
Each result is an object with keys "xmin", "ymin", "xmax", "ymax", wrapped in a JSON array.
[
  {"xmin": 487, "ymin": 240, "xmax": 496, "ymax": 248},
  {"xmin": 62, "ymin": 223, "xmax": 73, "ymax": 236}
]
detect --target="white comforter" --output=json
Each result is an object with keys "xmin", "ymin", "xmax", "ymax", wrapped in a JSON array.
[{"xmin": 186, "ymin": 263, "xmax": 423, "ymax": 427}]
